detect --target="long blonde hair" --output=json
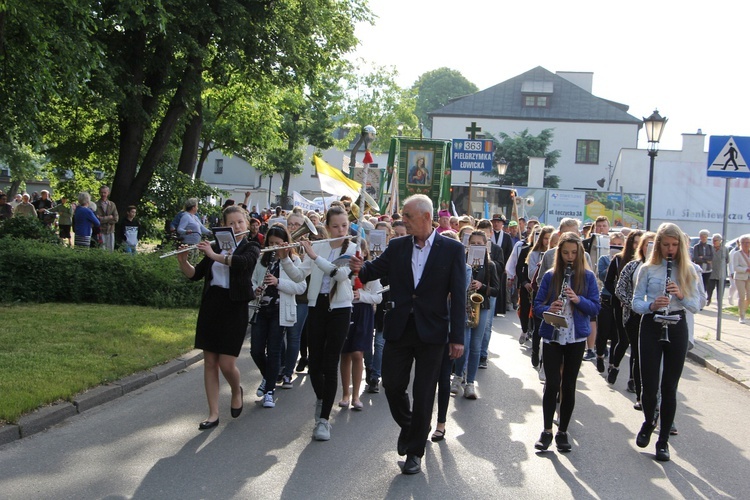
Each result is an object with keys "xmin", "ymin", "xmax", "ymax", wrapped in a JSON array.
[{"xmin": 646, "ymin": 223, "xmax": 697, "ymax": 299}]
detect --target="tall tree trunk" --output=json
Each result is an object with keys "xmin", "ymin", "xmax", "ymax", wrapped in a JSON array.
[
  {"xmin": 195, "ymin": 142, "xmax": 212, "ymax": 180},
  {"xmin": 177, "ymin": 98, "xmax": 203, "ymax": 178},
  {"xmin": 7, "ymin": 180, "xmax": 21, "ymax": 198},
  {"xmin": 123, "ymin": 51, "xmax": 204, "ymax": 208}
]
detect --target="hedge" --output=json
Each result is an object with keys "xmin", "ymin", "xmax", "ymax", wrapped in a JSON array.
[{"xmin": 0, "ymin": 238, "xmax": 202, "ymax": 308}]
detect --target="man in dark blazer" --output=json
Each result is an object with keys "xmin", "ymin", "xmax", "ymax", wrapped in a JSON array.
[
  {"xmin": 350, "ymin": 194, "xmax": 466, "ymax": 475},
  {"xmin": 490, "ymin": 214, "xmax": 512, "ymax": 314}
]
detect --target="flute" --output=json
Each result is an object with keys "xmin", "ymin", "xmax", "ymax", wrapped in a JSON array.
[
  {"xmin": 259, "ymin": 235, "xmax": 354, "ymax": 253},
  {"xmin": 159, "ymin": 230, "xmax": 250, "ymax": 258}
]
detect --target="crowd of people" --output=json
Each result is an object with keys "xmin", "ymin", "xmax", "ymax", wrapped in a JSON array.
[
  {"xmin": 0, "ymin": 187, "xmax": 141, "ymax": 251},
  {"xmin": 166, "ymin": 190, "xmax": 750, "ymax": 474}
]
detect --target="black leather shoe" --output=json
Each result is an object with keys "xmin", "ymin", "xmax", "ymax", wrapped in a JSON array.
[
  {"xmin": 231, "ymin": 386, "xmax": 244, "ymax": 418},
  {"xmin": 402, "ymin": 454, "xmax": 421, "ymax": 475},
  {"xmin": 636, "ymin": 422, "xmax": 655, "ymax": 448},
  {"xmin": 596, "ymin": 356, "xmax": 605, "ymax": 373},
  {"xmin": 531, "ymin": 351, "xmax": 539, "ymax": 368},
  {"xmin": 295, "ymin": 357, "xmax": 308, "ymax": 372},
  {"xmin": 198, "ymin": 419, "xmax": 219, "ymax": 430},
  {"xmin": 397, "ymin": 429, "xmax": 408, "ymax": 456},
  {"xmin": 655, "ymin": 441, "xmax": 670, "ymax": 462}
]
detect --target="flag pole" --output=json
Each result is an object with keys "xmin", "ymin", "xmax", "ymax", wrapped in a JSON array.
[{"xmin": 353, "ymin": 126, "xmax": 376, "ymax": 290}]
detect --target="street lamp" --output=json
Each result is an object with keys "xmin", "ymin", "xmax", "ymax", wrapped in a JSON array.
[
  {"xmin": 643, "ymin": 109, "xmax": 667, "ymax": 230},
  {"xmin": 496, "ymin": 157, "xmax": 508, "ymax": 177}
]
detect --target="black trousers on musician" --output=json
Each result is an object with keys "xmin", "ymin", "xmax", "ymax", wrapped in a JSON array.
[
  {"xmin": 382, "ymin": 315, "xmax": 445, "ymax": 458},
  {"xmin": 639, "ymin": 312, "xmax": 688, "ymax": 443}
]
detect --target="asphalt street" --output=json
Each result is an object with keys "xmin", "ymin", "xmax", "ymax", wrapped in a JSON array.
[{"xmin": 1, "ymin": 312, "xmax": 748, "ymax": 499}]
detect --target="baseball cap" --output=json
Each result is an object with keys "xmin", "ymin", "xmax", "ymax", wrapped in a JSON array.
[{"xmin": 508, "ymin": 221, "xmax": 518, "ymax": 227}]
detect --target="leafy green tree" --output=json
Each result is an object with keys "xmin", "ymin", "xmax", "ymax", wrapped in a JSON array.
[
  {"xmin": 482, "ymin": 129, "xmax": 561, "ymax": 188},
  {"xmin": 412, "ymin": 68, "xmax": 478, "ymax": 130},
  {"xmin": 337, "ymin": 60, "xmax": 419, "ymax": 154}
]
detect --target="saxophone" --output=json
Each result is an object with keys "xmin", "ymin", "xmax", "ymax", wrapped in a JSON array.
[{"xmin": 466, "ymin": 264, "xmax": 485, "ymax": 328}]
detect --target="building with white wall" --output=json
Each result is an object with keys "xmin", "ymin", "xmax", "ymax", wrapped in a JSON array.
[{"xmin": 430, "ymin": 66, "xmax": 643, "ymax": 191}]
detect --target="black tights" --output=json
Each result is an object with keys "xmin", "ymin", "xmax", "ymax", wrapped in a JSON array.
[
  {"xmin": 639, "ymin": 313, "xmax": 688, "ymax": 442},
  {"xmin": 519, "ymin": 287, "xmax": 533, "ymax": 333},
  {"xmin": 542, "ymin": 341, "xmax": 585, "ymax": 432},
  {"xmin": 610, "ymin": 299, "xmax": 629, "ymax": 368},
  {"xmin": 307, "ymin": 298, "xmax": 351, "ymax": 421},
  {"xmin": 626, "ymin": 314, "xmax": 642, "ymax": 396}
]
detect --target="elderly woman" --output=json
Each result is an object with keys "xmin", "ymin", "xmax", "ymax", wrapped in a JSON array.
[
  {"xmin": 732, "ymin": 235, "xmax": 750, "ymax": 324},
  {"xmin": 707, "ymin": 234, "xmax": 730, "ymax": 306},
  {"xmin": 177, "ymin": 198, "xmax": 212, "ymax": 245},
  {"xmin": 72, "ymin": 192, "xmax": 100, "ymax": 248},
  {"xmin": 13, "ymin": 193, "xmax": 37, "ymax": 219}
]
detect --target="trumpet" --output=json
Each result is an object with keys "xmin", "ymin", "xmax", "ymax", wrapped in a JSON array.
[
  {"xmin": 543, "ymin": 263, "xmax": 573, "ymax": 343},
  {"xmin": 159, "ymin": 230, "xmax": 250, "ymax": 258},
  {"xmin": 259, "ymin": 235, "xmax": 354, "ymax": 253}
]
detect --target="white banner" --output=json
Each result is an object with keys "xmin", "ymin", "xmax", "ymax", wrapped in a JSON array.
[
  {"xmin": 293, "ymin": 191, "xmax": 323, "ymax": 212},
  {"xmin": 546, "ymin": 190, "xmax": 586, "ymax": 226}
]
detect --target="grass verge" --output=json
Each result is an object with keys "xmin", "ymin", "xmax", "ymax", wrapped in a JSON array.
[{"xmin": 0, "ymin": 303, "xmax": 197, "ymax": 424}]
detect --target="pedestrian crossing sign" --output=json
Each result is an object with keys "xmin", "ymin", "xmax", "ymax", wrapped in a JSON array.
[{"xmin": 707, "ymin": 135, "xmax": 750, "ymax": 178}]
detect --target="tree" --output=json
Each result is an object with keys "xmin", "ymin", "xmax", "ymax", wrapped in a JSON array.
[
  {"xmin": 412, "ymin": 68, "xmax": 478, "ymax": 130},
  {"xmin": 337, "ymin": 60, "xmax": 419, "ymax": 154},
  {"xmin": 482, "ymin": 129, "xmax": 561, "ymax": 188}
]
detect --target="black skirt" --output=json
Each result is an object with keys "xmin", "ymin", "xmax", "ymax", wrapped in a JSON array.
[{"xmin": 195, "ymin": 286, "xmax": 249, "ymax": 357}]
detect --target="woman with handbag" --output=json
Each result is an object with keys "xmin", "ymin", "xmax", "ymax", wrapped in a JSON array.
[
  {"xmin": 176, "ymin": 206, "xmax": 260, "ymax": 430},
  {"xmin": 732, "ymin": 235, "xmax": 750, "ymax": 324}
]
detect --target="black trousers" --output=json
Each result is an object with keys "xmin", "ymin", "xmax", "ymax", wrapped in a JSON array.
[
  {"xmin": 596, "ymin": 297, "xmax": 615, "ymax": 357},
  {"xmin": 639, "ymin": 312, "xmax": 688, "ymax": 442},
  {"xmin": 382, "ymin": 315, "xmax": 445, "ymax": 457},
  {"xmin": 610, "ymin": 298, "xmax": 629, "ymax": 368},
  {"xmin": 518, "ymin": 286, "xmax": 533, "ymax": 333},
  {"xmin": 626, "ymin": 313, "xmax": 642, "ymax": 397},
  {"xmin": 307, "ymin": 296, "xmax": 351, "ymax": 421},
  {"xmin": 542, "ymin": 341, "xmax": 586, "ymax": 432}
]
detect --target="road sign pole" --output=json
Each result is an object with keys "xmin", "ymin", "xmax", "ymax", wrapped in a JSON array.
[
  {"xmin": 717, "ymin": 178, "xmax": 732, "ymax": 341},
  {"xmin": 468, "ymin": 171, "xmax": 473, "ymax": 217}
]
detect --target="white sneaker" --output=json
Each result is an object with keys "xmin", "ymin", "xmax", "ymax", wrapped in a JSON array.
[
  {"xmin": 740, "ymin": 317, "xmax": 746, "ymax": 324},
  {"xmin": 538, "ymin": 365, "xmax": 546, "ymax": 382},
  {"xmin": 313, "ymin": 418, "xmax": 331, "ymax": 441},
  {"xmin": 450, "ymin": 377, "xmax": 462, "ymax": 395},
  {"xmin": 263, "ymin": 392, "xmax": 275, "ymax": 408},
  {"xmin": 463, "ymin": 382, "xmax": 477, "ymax": 399},
  {"xmin": 518, "ymin": 332, "xmax": 527, "ymax": 345},
  {"xmin": 256, "ymin": 379, "xmax": 266, "ymax": 398}
]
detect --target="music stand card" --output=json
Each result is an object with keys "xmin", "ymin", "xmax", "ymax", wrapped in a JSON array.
[
  {"xmin": 212, "ymin": 227, "xmax": 237, "ymax": 252},
  {"xmin": 461, "ymin": 232, "xmax": 471, "ymax": 247},
  {"xmin": 368, "ymin": 229, "xmax": 386, "ymax": 254},
  {"xmin": 467, "ymin": 245, "xmax": 485, "ymax": 267}
]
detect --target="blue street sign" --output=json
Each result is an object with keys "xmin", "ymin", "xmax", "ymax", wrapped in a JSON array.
[
  {"xmin": 451, "ymin": 139, "xmax": 494, "ymax": 172},
  {"xmin": 707, "ymin": 135, "xmax": 750, "ymax": 178},
  {"xmin": 607, "ymin": 194, "xmax": 622, "ymax": 202}
]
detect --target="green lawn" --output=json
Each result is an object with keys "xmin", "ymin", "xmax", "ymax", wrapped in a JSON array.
[{"xmin": 0, "ymin": 303, "xmax": 198, "ymax": 423}]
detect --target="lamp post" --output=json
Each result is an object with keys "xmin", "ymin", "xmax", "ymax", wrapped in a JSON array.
[
  {"xmin": 496, "ymin": 157, "xmax": 508, "ymax": 178},
  {"xmin": 643, "ymin": 109, "xmax": 667, "ymax": 230}
]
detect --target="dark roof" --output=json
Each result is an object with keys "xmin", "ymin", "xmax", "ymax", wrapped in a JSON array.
[{"xmin": 428, "ymin": 66, "xmax": 642, "ymax": 125}]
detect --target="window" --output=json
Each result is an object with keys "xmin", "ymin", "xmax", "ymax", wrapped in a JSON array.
[
  {"xmin": 523, "ymin": 95, "xmax": 548, "ymax": 107},
  {"xmin": 214, "ymin": 159, "xmax": 223, "ymax": 174},
  {"xmin": 576, "ymin": 140, "xmax": 600, "ymax": 164}
]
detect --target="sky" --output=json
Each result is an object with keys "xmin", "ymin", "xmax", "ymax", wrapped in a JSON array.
[{"xmin": 350, "ymin": 0, "xmax": 749, "ymax": 152}]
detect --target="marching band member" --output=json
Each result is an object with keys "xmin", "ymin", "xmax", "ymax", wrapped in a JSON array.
[
  {"xmin": 533, "ymin": 232, "xmax": 600, "ymax": 453},
  {"xmin": 299, "ymin": 206, "xmax": 356, "ymax": 441},
  {"xmin": 249, "ymin": 225, "xmax": 306, "ymax": 408},
  {"xmin": 176, "ymin": 206, "xmax": 260, "ymax": 430},
  {"xmin": 632, "ymin": 223, "xmax": 700, "ymax": 461}
]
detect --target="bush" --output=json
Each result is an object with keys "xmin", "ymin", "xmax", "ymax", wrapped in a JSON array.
[
  {"xmin": 0, "ymin": 239, "xmax": 202, "ymax": 308},
  {"xmin": 0, "ymin": 216, "xmax": 61, "ymax": 245}
]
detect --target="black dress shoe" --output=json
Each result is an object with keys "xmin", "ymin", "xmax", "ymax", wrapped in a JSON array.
[
  {"xmin": 402, "ymin": 454, "xmax": 421, "ymax": 475},
  {"xmin": 231, "ymin": 386, "xmax": 244, "ymax": 418},
  {"xmin": 636, "ymin": 422, "xmax": 655, "ymax": 448},
  {"xmin": 198, "ymin": 419, "xmax": 219, "ymax": 430},
  {"xmin": 655, "ymin": 441, "xmax": 670, "ymax": 461},
  {"xmin": 295, "ymin": 357, "xmax": 308, "ymax": 372},
  {"xmin": 397, "ymin": 429, "xmax": 408, "ymax": 456}
]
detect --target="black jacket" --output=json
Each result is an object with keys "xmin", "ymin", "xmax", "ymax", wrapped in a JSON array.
[{"xmin": 191, "ymin": 238, "xmax": 260, "ymax": 303}]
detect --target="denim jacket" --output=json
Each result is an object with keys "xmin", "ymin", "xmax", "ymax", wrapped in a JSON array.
[
  {"xmin": 534, "ymin": 269, "xmax": 601, "ymax": 340},
  {"xmin": 631, "ymin": 260, "xmax": 701, "ymax": 315}
]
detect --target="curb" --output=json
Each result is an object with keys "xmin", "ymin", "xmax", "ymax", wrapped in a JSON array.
[
  {"xmin": 687, "ymin": 348, "xmax": 750, "ymax": 390},
  {"xmin": 1, "ymin": 349, "xmax": 204, "ymax": 447}
]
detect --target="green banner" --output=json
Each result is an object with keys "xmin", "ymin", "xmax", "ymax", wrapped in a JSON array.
[{"xmin": 384, "ymin": 138, "xmax": 452, "ymax": 213}]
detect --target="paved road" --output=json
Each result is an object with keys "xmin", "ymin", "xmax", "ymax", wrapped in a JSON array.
[{"xmin": 1, "ymin": 313, "xmax": 749, "ymax": 499}]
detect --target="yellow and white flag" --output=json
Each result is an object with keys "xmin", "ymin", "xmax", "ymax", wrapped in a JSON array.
[{"xmin": 314, "ymin": 156, "xmax": 362, "ymax": 201}]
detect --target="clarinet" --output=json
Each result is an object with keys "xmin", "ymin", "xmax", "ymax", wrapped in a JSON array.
[
  {"xmin": 249, "ymin": 250, "xmax": 276, "ymax": 325},
  {"xmin": 659, "ymin": 256, "xmax": 673, "ymax": 344},
  {"xmin": 550, "ymin": 264, "xmax": 573, "ymax": 344}
]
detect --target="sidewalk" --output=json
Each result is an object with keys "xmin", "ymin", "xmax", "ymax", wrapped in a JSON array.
[{"xmin": 688, "ymin": 303, "xmax": 750, "ymax": 390}]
